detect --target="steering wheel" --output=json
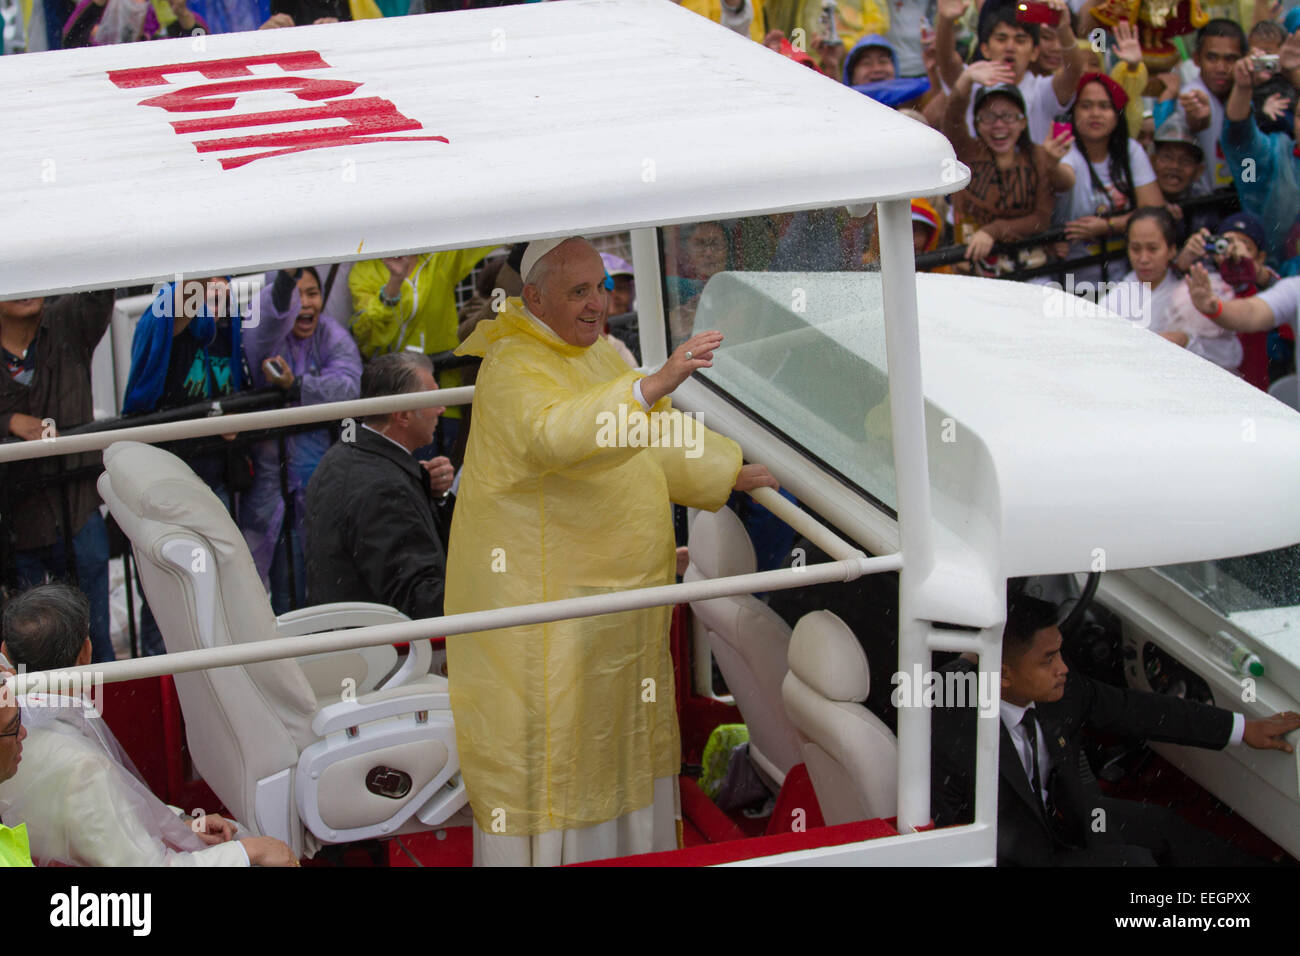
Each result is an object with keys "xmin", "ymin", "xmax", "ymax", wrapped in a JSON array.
[{"xmin": 1059, "ymin": 571, "xmax": 1100, "ymax": 641}]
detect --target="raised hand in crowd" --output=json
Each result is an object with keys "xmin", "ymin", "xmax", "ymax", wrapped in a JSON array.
[
  {"xmin": 1226, "ymin": 55, "xmax": 1256, "ymax": 121},
  {"xmin": 1262, "ymin": 91, "xmax": 1292, "ymax": 122},
  {"xmin": 1280, "ymin": 27, "xmax": 1300, "ymax": 86},
  {"xmin": 936, "ymin": 0, "xmax": 968, "ymax": 24},
  {"xmin": 960, "ymin": 59, "xmax": 1016, "ymax": 92},
  {"xmin": 934, "ymin": 0, "xmax": 971, "ymax": 88},
  {"xmin": 1043, "ymin": 126, "xmax": 1074, "ymax": 163},
  {"xmin": 1185, "ymin": 261, "xmax": 1219, "ymax": 314},
  {"xmin": 381, "ymin": 254, "xmax": 419, "ymax": 302},
  {"xmin": 1113, "ymin": 19, "xmax": 1143, "ymax": 70}
]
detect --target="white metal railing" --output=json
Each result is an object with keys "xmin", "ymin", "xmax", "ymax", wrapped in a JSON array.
[
  {"xmin": 6, "ymin": 551, "xmax": 900, "ymax": 694},
  {"xmin": 0, "ymin": 387, "xmax": 473, "ymax": 464}
]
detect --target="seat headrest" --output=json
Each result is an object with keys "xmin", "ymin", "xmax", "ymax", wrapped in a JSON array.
[
  {"xmin": 688, "ymin": 506, "xmax": 756, "ymax": 579},
  {"xmin": 101, "ymin": 440, "xmax": 233, "ymax": 534},
  {"xmin": 788, "ymin": 610, "xmax": 870, "ymax": 703}
]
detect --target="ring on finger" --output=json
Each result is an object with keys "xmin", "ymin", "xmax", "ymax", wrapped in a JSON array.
[{"xmin": 685, "ymin": 350, "xmax": 693, "ymax": 360}]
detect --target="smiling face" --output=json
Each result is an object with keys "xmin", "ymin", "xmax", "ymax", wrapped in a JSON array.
[
  {"xmin": 292, "ymin": 270, "xmax": 323, "ymax": 340},
  {"xmin": 851, "ymin": 46, "xmax": 895, "ymax": 84},
  {"xmin": 975, "ymin": 93, "xmax": 1027, "ymax": 154},
  {"xmin": 524, "ymin": 239, "xmax": 610, "ymax": 348},
  {"xmin": 981, "ymin": 22, "xmax": 1035, "ymax": 82},
  {"xmin": 1073, "ymin": 81, "xmax": 1118, "ymax": 144},
  {"xmin": 1002, "ymin": 625, "xmax": 1068, "ymax": 706},
  {"xmin": 1126, "ymin": 217, "xmax": 1175, "ymax": 285},
  {"xmin": 1153, "ymin": 142, "xmax": 1203, "ymax": 198}
]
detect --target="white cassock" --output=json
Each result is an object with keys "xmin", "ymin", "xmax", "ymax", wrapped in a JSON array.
[{"xmin": 471, "ymin": 776, "xmax": 680, "ymax": 867}]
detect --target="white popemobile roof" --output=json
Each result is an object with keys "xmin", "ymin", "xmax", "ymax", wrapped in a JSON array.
[
  {"xmin": 696, "ymin": 271, "xmax": 1300, "ymax": 576},
  {"xmin": 0, "ymin": 0, "xmax": 962, "ymax": 298},
  {"xmin": 918, "ymin": 274, "xmax": 1300, "ymax": 574}
]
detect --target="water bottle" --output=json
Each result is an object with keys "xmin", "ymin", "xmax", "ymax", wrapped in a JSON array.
[{"xmin": 1208, "ymin": 631, "xmax": 1264, "ymax": 677}]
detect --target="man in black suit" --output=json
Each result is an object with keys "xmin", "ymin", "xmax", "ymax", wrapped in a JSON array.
[
  {"xmin": 931, "ymin": 593, "xmax": 1300, "ymax": 865},
  {"xmin": 305, "ymin": 351, "xmax": 455, "ymax": 620}
]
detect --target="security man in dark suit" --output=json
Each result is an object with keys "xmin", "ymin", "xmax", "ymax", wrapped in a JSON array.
[
  {"xmin": 931, "ymin": 592, "xmax": 1300, "ymax": 865},
  {"xmin": 305, "ymin": 351, "xmax": 455, "ymax": 620}
]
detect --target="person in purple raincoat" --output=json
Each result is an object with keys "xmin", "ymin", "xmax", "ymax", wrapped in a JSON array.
[{"xmin": 241, "ymin": 267, "xmax": 362, "ymax": 613}]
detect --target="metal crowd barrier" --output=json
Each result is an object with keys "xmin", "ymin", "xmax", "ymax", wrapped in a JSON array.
[{"xmin": 914, "ymin": 189, "xmax": 1243, "ymax": 287}]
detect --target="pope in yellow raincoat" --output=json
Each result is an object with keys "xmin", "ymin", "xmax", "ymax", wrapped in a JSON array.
[{"xmin": 446, "ymin": 238, "xmax": 775, "ymax": 862}]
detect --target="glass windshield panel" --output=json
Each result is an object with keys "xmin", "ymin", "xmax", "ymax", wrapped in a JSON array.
[
  {"xmin": 660, "ymin": 210, "xmax": 897, "ymax": 510},
  {"xmin": 1155, "ymin": 545, "xmax": 1300, "ymax": 670}
]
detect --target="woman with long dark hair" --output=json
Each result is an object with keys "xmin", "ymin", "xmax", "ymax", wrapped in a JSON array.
[{"xmin": 1058, "ymin": 73, "xmax": 1163, "ymax": 286}]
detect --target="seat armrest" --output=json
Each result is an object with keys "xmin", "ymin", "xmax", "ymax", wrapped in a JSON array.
[
  {"xmin": 312, "ymin": 679, "xmax": 451, "ymax": 736},
  {"xmin": 275, "ymin": 602, "xmax": 410, "ymax": 637},
  {"xmin": 378, "ymin": 638, "xmax": 433, "ymax": 690}
]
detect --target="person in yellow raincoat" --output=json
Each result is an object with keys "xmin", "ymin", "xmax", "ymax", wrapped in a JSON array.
[
  {"xmin": 349, "ymin": 246, "xmax": 497, "ymax": 442},
  {"xmin": 446, "ymin": 237, "xmax": 778, "ymax": 866}
]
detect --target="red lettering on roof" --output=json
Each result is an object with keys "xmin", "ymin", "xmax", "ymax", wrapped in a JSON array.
[
  {"xmin": 108, "ymin": 51, "xmax": 447, "ymax": 170},
  {"xmin": 140, "ymin": 76, "xmax": 363, "ymax": 113},
  {"xmin": 174, "ymin": 97, "xmax": 449, "ymax": 170},
  {"xmin": 109, "ymin": 52, "xmax": 331, "ymax": 89}
]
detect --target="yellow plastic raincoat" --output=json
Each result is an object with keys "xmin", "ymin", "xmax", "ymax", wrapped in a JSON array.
[
  {"xmin": 0, "ymin": 823, "xmax": 33, "ymax": 867},
  {"xmin": 349, "ymin": 246, "xmax": 497, "ymax": 418},
  {"xmin": 445, "ymin": 299, "xmax": 743, "ymax": 835}
]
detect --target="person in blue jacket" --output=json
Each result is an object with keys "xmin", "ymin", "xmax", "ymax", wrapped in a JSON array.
[
  {"xmin": 121, "ymin": 277, "xmax": 249, "ymax": 655},
  {"xmin": 1220, "ymin": 54, "xmax": 1300, "ymax": 262},
  {"xmin": 842, "ymin": 35, "xmax": 930, "ymax": 109}
]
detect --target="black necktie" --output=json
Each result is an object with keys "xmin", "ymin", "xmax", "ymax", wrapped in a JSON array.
[{"xmin": 1020, "ymin": 709, "xmax": 1043, "ymax": 805}]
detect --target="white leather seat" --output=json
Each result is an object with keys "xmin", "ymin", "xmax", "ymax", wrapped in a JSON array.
[
  {"xmin": 685, "ymin": 507, "xmax": 802, "ymax": 790},
  {"xmin": 98, "ymin": 441, "xmax": 466, "ymax": 857},
  {"xmin": 782, "ymin": 610, "xmax": 898, "ymax": 824}
]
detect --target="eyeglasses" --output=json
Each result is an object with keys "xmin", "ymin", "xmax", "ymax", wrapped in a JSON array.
[
  {"xmin": 976, "ymin": 110, "xmax": 1025, "ymax": 126},
  {"xmin": 0, "ymin": 708, "xmax": 21, "ymax": 740}
]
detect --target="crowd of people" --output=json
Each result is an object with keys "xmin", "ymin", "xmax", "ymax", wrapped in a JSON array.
[{"xmin": 2, "ymin": 0, "xmax": 1300, "ymax": 867}]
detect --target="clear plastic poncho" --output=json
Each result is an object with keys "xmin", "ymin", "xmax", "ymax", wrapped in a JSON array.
[{"xmin": 0, "ymin": 694, "xmax": 247, "ymax": 866}]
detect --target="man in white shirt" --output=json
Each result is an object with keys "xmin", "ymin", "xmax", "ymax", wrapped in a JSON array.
[
  {"xmin": 1177, "ymin": 18, "xmax": 1248, "ymax": 193},
  {"xmin": 0, "ymin": 584, "xmax": 298, "ymax": 866},
  {"xmin": 935, "ymin": 0, "xmax": 1084, "ymax": 143}
]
